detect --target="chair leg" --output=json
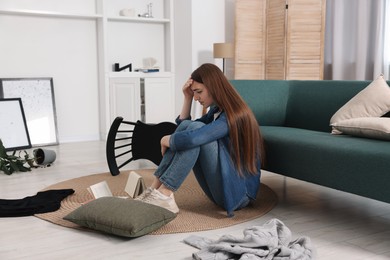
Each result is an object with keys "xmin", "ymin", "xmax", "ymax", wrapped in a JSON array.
[{"xmin": 106, "ymin": 117, "xmax": 124, "ymax": 176}]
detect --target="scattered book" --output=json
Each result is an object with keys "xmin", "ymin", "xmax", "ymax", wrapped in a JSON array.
[
  {"xmin": 87, "ymin": 181, "xmax": 113, "ymax": 199},
  {"xmin": 87, "ymin": 171, "xmax": 145, "ymax": 200},
  {"xmin": 125, "ymin": 171, "xmax": 146, "ymax": 198}
]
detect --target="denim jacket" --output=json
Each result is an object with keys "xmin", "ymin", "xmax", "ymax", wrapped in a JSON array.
[{"xmin": 170, "ymin": 106, "xmax": 261, "ymax": 217}]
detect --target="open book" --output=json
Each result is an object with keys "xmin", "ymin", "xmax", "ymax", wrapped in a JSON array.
[
  {"xmin": 124, "ymin": 171, "xmax": 146, "ymax": 198},
  {"xmin": 87, "ymin": 181, "xmax": 113, "ymax": 199},
  {"xmin": 87, "ymin": 171, "xmax": 146, "ymax": 199}
]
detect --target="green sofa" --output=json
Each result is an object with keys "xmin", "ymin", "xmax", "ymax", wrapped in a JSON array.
[{"xmin": 232, "ymin": 80, "xmax": 390, "ymax": 204}]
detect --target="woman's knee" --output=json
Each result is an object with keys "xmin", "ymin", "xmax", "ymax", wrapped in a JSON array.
[
  {"xmin": 176, "ymin": 120, "xmax": 205, "ymax": 131},
  {"xmin": 186, "ymin": 121, "xmax": 205, "ymax": 130},
  {"xmin": 175, "ymin": 120, "xmax": 192, "ymax": 131}
]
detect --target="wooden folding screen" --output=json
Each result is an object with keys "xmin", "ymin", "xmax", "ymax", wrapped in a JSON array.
[{"xmin": 234, "ymin": 0, "xmax": 326, "ymax": 80}]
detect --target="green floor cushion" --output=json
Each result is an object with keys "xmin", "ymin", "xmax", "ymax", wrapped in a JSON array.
[{"xmin": 64, "ymin": 197, "xmax": 176, "ymax": 238}]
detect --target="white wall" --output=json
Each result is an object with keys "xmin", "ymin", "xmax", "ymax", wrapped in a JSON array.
[
  {"xmin": 173, "ymin": 0, "xmax": 229, "ymax": 117},
  {"xmin": 0, "ymin": 0, "xmax": 100, "ymax": 143},
  {"xmin": 173, "ymin": 0, "xmax": 193, "ymax": 117},
  {"xmin": 0, "ymin": 16, "xmax": 100, "ymax": 143},
  {"xmin": 225, "ymin": 0, "xmax": 235, "ymax": 79}
]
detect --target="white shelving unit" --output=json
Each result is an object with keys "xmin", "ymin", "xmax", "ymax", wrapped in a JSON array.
[
  {"xmin": 107, "ymin": 16, "xmax": 169, "ymax": 23},
  {"xmin": 97, "ymin": 0, "xmax": 175, "ymax": 138},
  {"xmin": 0, "ymin": 9, "xmax": 102, "ymax": 19},
  {"xmin": 0, "ymin": 0, "xmax": 175, "ymax": 140},
  {"xmin": 108, "ymin": 73, "xmax": 173, "ymax": 124}
]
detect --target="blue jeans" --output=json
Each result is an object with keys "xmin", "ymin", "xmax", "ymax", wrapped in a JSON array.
[{"xmin": 154, "ymin": 120, "xmax": 249, "ymax": 210}]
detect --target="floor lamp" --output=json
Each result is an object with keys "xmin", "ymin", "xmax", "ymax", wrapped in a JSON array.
[{"xmin": 213, "ymin": 43, "xmax": 234, "ymax": 74}]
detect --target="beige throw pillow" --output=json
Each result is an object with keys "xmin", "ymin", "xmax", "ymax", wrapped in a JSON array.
[
  {"xmin": 332, "ymin": 117, "xmax": 390, "ymax": 141},
  {"xmin": 330, "ymin": 75, "xmax": 390, "ymax": 134}
]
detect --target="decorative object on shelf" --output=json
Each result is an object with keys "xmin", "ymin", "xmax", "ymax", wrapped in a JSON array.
[
  {"xmin": 138, "ymin": 3, "xmax": 153, "ymax": 18},
  {"xmin": 143, "ymin": 57, "xmax": 157, "ymax": 68},
  {"xmin": 119, "ymin": 8, "xmax": 136, "ymax": 17},
  {"xmin": 213, "ymin": 43, "xmax": 234, "ymax": 74},
  {"xmin": 0, "ymin": 78, "xmax": 59, "ymax": 147},
  {"xmin": 134, "ymin": 68, "xmax": 160, "ymax": 73},
  {"xmin": 113, "ymin": 63, "xmax": 132, "ymax": 72},
  {"xmin": 134, "ymin": 57, "xmax": 160, "ymax": 73}
]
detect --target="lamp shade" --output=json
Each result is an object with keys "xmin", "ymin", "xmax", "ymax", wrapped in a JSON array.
[{"xmin": 213, "ymin": 43, "xmax": 234, "ymax": 59}]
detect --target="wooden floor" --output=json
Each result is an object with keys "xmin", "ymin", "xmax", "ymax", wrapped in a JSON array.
[{"xmin": 1, "ymin": 141, "xmax": 390, "ymax": 260}]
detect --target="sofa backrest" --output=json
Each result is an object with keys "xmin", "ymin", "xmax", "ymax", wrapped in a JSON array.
[
  {"xmin": 232, "ymin": 79, "xmax": 379, "ymax": 132},
  {"xmin": 285, "ymin": 80, "xmax": 371, "ymax": 132},
  {"xmin": 231, "ymin": 80, "xmax": 290, "ymax": 126}
]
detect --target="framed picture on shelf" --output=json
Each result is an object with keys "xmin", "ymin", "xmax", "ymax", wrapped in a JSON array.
[
  {"xmin": 0, "ymin": 98, "xmax": 32, "ymax": 151},
  {"xmin": 0, "ymin": 78, "xmax": 59, "ymax": 147}
]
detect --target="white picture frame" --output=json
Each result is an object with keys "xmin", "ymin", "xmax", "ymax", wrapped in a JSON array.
[
  {"xmin": 0, "ymin": 98, "xmax": 32, "ymax": 151},
  {"xmin": 0, "ymin": 78, "xmax": 58, "ymax": 147}
]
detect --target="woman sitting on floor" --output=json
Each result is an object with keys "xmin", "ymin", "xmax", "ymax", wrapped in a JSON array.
[{"xmin": 136, "ymin": 63, "xmax": 265, "ymax": 217}]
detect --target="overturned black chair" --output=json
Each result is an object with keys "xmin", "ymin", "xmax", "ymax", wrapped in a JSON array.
[{"xmin": 106, "ymin": 117, "xmax": 177, "ymax": 176}]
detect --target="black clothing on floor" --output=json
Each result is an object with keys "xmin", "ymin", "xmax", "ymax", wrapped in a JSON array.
[{"xmin": 0, "ymin": 189, "xmax": 75, "ymax": 217}]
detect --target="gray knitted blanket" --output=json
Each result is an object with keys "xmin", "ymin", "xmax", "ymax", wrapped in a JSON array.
[{"xmin": 183, "ymin": 218, "xmax": 315, "ymax": 260}]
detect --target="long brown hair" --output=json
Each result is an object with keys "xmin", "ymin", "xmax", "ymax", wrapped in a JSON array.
[{"xmin": 191, "ymin": 63, "xmax": 265, "ymax": 175}]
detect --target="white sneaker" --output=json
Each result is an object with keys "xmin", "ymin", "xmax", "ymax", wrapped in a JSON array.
[
  {"xmin": 134, "ymin": 187, "xmax": 153, "ymax": 201},
  {"xmin": 142, "ymin": 189, "xmax": 179, "ymax": 214}
]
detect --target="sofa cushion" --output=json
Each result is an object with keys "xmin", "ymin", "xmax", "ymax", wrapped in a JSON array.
[
  {"xmin": 330, "ymin": 75, "xmax": 390, "ymax": 133},
  {"xmin": 332, "ymin": 117, "xmax": 390, "ymax": 141},
  {"xmin": 261, "ymin": 126, "xmax": 390, "ymax": 203}
]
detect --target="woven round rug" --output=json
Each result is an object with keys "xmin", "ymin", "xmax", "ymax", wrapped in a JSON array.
[{"xmin": 35, "ymin": 169, "xmax": 278, "ymax": 235}]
